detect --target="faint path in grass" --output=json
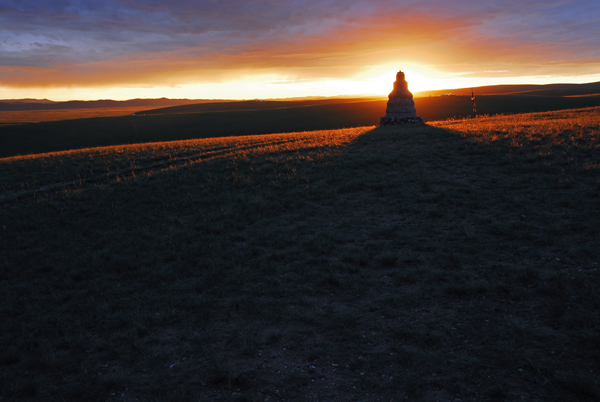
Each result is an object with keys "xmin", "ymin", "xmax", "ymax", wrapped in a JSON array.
[
  {"xmin": 0, "ymin": 127, "xmax": 374, "ymax": 203},
  {"xmin": 0, "ymin": 137, "xmax": 299, "ymax": 203}
]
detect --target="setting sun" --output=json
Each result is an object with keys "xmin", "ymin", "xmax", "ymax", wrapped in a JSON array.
[{"xmin": 369, "ymin": 69, "xmax": 433, "ymax": 94}]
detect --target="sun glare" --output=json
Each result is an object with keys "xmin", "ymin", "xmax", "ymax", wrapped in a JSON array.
[
  {"xmin": 0, "ymin": 65, "xmax": 446, "ymax": 101},
  {"xmin": 352, "ymin": 64, "xmax": 446, "ymax": 96},
  {"xmin": 3, "ymin": 64, "xmax": 600, "ymax": 102},
  {"xmin": 370, "ymin": 71, "xmax": 430, "ymax": 94}
]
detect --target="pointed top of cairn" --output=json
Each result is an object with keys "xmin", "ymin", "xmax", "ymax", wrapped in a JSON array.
[{"xmin": 380, "ymin": 70, "xmax": 423, "ymax": 126}]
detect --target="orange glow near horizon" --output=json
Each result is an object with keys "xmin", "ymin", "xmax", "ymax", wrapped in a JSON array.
[
  {"xmin": 0, "ymin": 63, "xmax": 477, "ymax": 101},
  {"xmin": 2, "ymin": 2, "xmax": 600, "ymax": 102},
  {"xmin": 2, "ymin": 68, "xmax": 600, "ymax": 102}
]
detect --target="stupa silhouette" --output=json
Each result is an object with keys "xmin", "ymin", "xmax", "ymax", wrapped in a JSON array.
[{"xmin": 380, "ymin": 71, "xmax": 423, "ymax": 126}]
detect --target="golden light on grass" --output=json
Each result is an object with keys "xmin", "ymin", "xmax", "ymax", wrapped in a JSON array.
[
  {"xmin": 0, "ymin": 126, "xmax": 375, "ymax": 199},
  {"xmin": 429, "ymin": 107, "xmax": 600, "ymax": 167}
]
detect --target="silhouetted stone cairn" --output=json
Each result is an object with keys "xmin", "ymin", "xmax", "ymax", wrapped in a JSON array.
[{"xmin": 380, "ymin": 70, "xmax": 422, "ymax": 126}]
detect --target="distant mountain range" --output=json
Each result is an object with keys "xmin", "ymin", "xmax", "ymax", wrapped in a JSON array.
[
  {"xmin": 0, "ymin": 97, "xmax": 229, "ymax": 112},
  {"xmin": 2, "ymin": 82, "xmax": 599, "ymax": 112}
]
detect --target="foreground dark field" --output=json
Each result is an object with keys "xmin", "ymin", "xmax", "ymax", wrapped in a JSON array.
[{"xmin": 1, "ymin": 108, "xmax": 600, "ymax": 401}]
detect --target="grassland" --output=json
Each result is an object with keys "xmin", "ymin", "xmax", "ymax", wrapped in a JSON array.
[
  {"xmin": 1, "ymin": 106, "xmax": 599, "ymax": 401},
  {"xmin": 2, "ymin": 94, "xmax": 600, "ymax": 159}
]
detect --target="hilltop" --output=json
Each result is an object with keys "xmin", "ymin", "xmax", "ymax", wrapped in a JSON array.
[{"xmin": 415, "ymin": 81, "xmax": 600, "ymax": 97}]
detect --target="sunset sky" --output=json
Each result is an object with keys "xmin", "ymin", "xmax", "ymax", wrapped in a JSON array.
[{"xmin": 1, "ymin": 0, "xmax": 599, "ymax": 101}]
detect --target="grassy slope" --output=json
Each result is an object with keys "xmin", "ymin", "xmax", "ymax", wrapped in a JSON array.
[
  {"xmin": 3, "ymin": 95, "xmax": 600, "ymax": 159},
  {"xmin": 0, "ymin": 107, "xmax": 147, "ymax": 125},
  {"xmin": 1, "ymin": 107, "xmax": 600, "ymax": 401}
]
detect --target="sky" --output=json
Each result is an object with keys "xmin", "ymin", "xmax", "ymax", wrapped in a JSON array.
[{"xmin": 1, "ymin": 0, "xmax": 599, "ymax": 101}]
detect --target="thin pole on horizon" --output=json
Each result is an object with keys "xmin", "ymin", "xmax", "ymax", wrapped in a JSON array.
[{"xmin": 471, "ymin": 89, "xmax": 477, "ymax": 117}]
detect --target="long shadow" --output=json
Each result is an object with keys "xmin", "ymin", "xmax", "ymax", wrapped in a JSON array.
[
  {"xmin": 1, "ymin": 118, "xmax": 599, "ymax": 401},
  {"xmin": 334, "ymin": 119, "xmax": 600, "ymax": 264}
]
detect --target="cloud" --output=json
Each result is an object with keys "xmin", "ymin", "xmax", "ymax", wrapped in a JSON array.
[{"xmin": 0, "ymin": 0, "xmax": 599, "ymax": 88}]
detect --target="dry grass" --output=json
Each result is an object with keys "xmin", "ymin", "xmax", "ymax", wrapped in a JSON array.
[
  {"xmin": 430, "ymin": 107, "xmax": 600, "ymax": 179},
  {"xmin": 0, "ymin": 126, "xmax": 373, "ymax": 196},
  {"xmin": 430, "ymin": 107, "xmax": 600, "ymax": 149}
]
